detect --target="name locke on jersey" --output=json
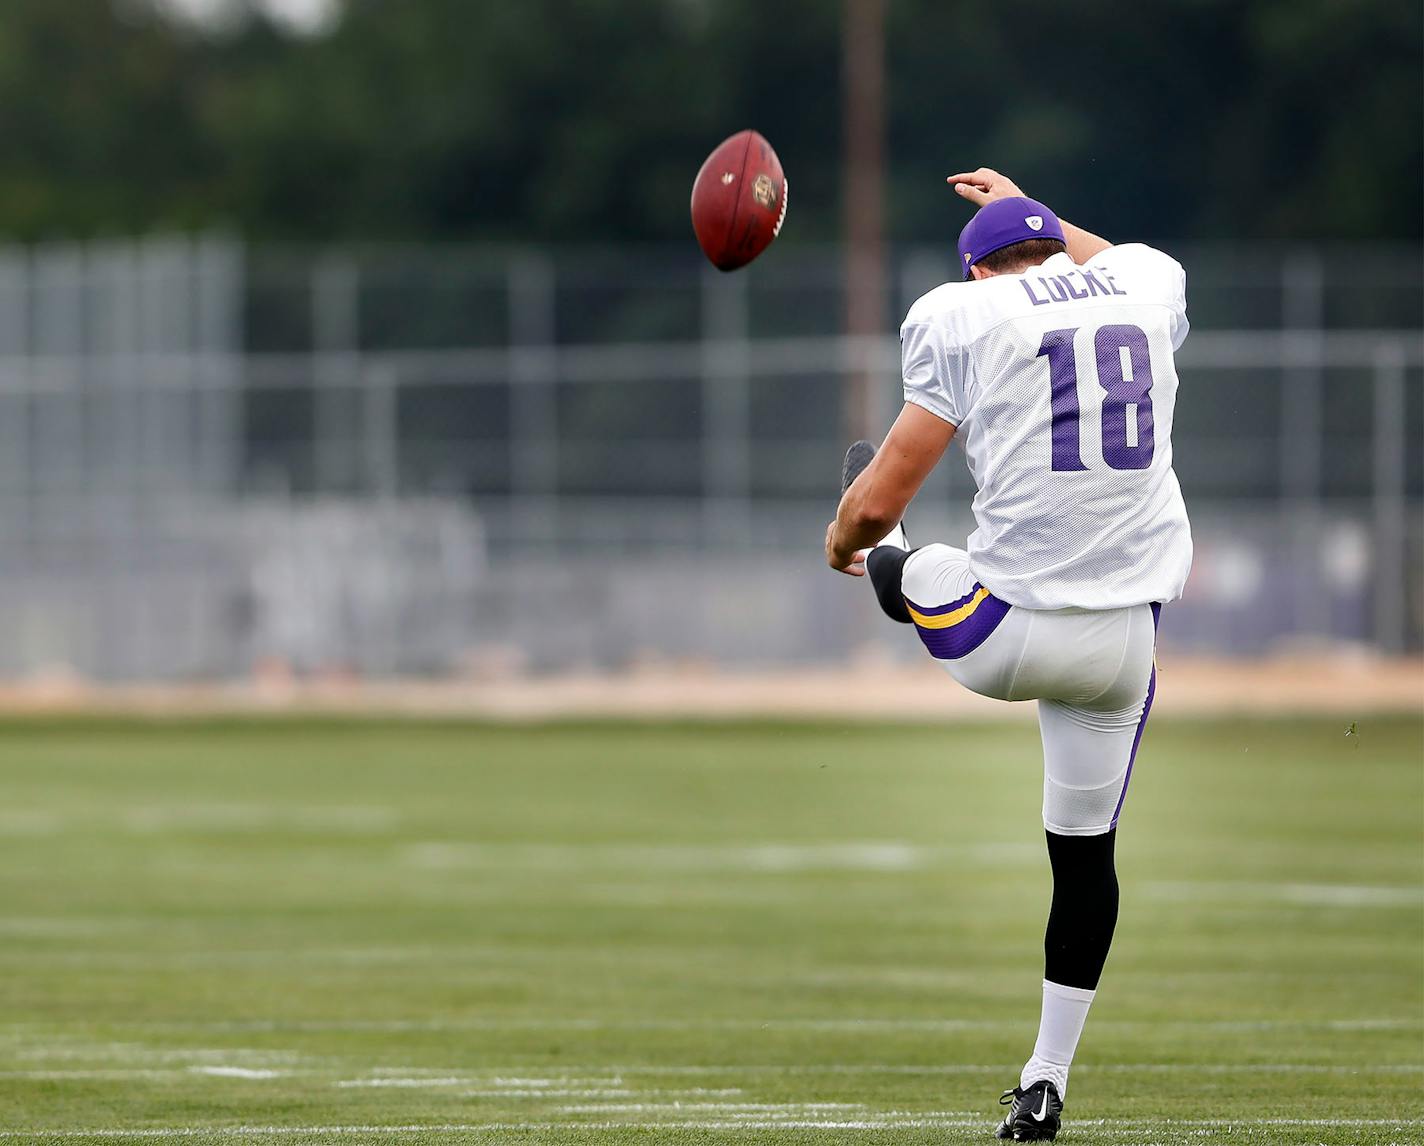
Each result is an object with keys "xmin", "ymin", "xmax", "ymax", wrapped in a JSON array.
[{"xmin": 1020, "ymin": 263, "xmax": 1128, "ymax": 306}]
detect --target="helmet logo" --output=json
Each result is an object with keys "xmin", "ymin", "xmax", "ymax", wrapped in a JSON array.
[{"xmin": 1025, "ymin": 215, "xmax": 1044, "ymax": 231}]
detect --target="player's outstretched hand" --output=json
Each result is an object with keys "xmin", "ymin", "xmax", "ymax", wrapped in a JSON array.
[
  {"xmin": 832, "ymin": 548, "xmax": 870, "ymax": 577},
  {"xmin": 825, "ymin": 523, "xmax": 869, "ymax": 577},
  {"xmin": 946, "ymin": 168, "xmax": 1025, "ymax": 207}
]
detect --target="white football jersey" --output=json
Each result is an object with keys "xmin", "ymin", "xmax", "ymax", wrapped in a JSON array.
[{"xmin": 902, "ymin": 244, "xmax": 1193, "ymax": 611}]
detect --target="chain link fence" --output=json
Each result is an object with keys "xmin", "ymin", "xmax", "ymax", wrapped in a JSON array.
[{"xmin": 0, "ymin": 238, "xmax": 1417, "ymax": 679}]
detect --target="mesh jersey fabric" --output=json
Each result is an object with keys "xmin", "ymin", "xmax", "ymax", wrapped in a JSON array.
[{"xmin": 901, "ymin": 244, "xmax": 1193, "ymax": 610}]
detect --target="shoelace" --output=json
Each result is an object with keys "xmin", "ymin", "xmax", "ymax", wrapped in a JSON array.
[{"xmin": 999, "ymin": 1087, "xmax": 1023, "ymax": 1106}]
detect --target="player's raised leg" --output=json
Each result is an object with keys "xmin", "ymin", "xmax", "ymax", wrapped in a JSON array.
[
  {"xmin": 842, "ymin": 441, "xmax": 914, "ymax": 622},
  {"xmin": 896, "ymin": 543, "xmax": 1019, "ymax": 690},
  {"xmin": 842, "ymin": 440, "xmax": 908, "ymax": 550}
]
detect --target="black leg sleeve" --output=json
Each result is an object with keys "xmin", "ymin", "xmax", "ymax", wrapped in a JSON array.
[
  {"xmin": 865, "ymin": 545, "xmax": 913, "ymax": 624},
  {"xmin": 1043, "ymin": 828, "xmax": 1119, "ymax": 990}
]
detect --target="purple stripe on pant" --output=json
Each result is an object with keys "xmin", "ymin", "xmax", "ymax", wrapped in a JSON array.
[
  {"xmin": 908, "ymin": 588, "xmax": 1012, "ymax": 660},
  {"xmin": 1110, "ymin": 602, "xmax": 1162, "ymax": 828}
]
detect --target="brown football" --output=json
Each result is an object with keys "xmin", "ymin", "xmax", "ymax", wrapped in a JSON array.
[{"xmin": 690, "ymin": 130, "xmax": 787, "ymax": 271}]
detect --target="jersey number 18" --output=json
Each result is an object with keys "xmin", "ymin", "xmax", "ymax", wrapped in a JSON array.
[{"xmin": 1037, "ymin": 324, "xmax": 1155, "ymax": 472}]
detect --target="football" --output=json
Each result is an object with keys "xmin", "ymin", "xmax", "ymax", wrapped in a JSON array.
[{"xmin": 690, "ymin": 129, "xmax": 787, "ymax": 271}]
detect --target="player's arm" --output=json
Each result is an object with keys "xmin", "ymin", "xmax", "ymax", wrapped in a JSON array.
[
  {"xmin": 825, "ymin": 403, "xmax": 956, "ymax": 576},
  {"xmin": 946, "ymin": 167, "xmax": 1112, "ymax": 263}
]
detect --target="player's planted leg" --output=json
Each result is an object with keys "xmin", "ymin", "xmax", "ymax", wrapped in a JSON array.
[
  {"xmin": 1043, "ymin": 829, "xmax": 1119, "ymax": 991},
  {"xmin": 997, "ymin": 829, "xmax": 1118, "ymax": 1141},
  {"xmin": 995, "ymin": 1079, "xmax": 1063, "ymax": 1143}
]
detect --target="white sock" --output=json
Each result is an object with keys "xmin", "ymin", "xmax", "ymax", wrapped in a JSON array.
[{"xmin": 1020, "ymin": 979, "xmax": 1096, "ymax": 1098}]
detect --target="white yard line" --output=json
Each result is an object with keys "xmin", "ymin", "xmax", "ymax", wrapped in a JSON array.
[
  {"xmin": 0, "ymin": 1067, "xmax": 293, "ymax": 1081},
  {"xmin": 0, "ymin": 1041, "xmax": 307, "ymax": 1066},
  {"xmin": 0, "ymin": 1118, "xmax": 1419, "ymax": 1138},
  {"xmin": 334, "ymin": 1077, "xmax": 475, "ymax": 1088},
  {"xmin": 0, "ymin": 806, "xmax": 398, "ymax": 837},
  {"xmin": 0, "ymin": 1071, "xmax": 184, "ymax": 1081},
  {"xmin": 0, "ymin": 1127, "xmax": 973, "ymax": 1138},
  {"xmin": 1, "ymin": 1062, "xmax": 1417, "ymax": 1083},
  {"xmin": 40, "ymin": 1015, "xmax": 1411, "ymax": 1034},
  {"xmin": 337, "ymin": 1074, "xmax": 635, "ymax": 1095},
  {"xmin": 592, "ymin": 1060, "xmax": 1424, "ymax": 1073},
  {"xmin": 0, "ymin": 916, "xmax": 147, "ymax": 937},
  {"xmin": 401, "ymin": 840, "xmax": 1039, "ymax": 873},
  {"xmin": 1088, "ymin": 1062, "xmax": 1424, "ymax": 1074},
  {"xmin": 556, "ymin": 1102, "xmax": 867, "ymax": 1113},
  {"xmin": 460, "ymin": 1089, "xmax": 636, "ymax": 1098},
  {"xmin": 1146, "ymin": 879, "xmax": 1424, "ymax": 908},
  {"xmin": 487, "ymin": 1077, "xmax": 622, "ymax": 1086}
]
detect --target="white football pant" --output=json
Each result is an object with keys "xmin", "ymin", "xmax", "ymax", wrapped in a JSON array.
[{"xmin": 899, "ymin": 543, "xmax": 1159, "ymax": 836}]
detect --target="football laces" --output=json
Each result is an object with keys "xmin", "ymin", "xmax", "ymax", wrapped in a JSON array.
[{"xmin": 773, "ymin": 178, "xmax": 789, "ymax": 237}]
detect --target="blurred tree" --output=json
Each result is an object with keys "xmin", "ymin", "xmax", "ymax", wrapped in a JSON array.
[
  {"xmin": 0, "ymin": 0, "xmax": 1415, "ymax": 243},
  {"xmin": 0, "ymin": 0, "xmax": 214, "ymax": 235}
]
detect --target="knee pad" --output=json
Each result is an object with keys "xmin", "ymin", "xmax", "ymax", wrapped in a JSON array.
[{"xmin": 1043, "ymin": 773, "xmax": 1129, "ymax": 837}]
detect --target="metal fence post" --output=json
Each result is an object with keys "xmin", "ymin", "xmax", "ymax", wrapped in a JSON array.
[
  {"xmin": 701, "ymin": 266, "xmax": 750, "ymax": 548},
  {"xmin": 364, "ymin": 363, "xmax": 401, "ymax": 676},
  {"xmin": 91, "ymin": 242, "xmax": 143, "ymax": 677},
  {"xmin": 899, "ymin": 251, "xmax": 952, "ymax": 497},
  {"xmin": 313, "ymin": 254, "xmax": 360, "ymax": 493},
  {"xmin": 1281, "ymin": 251, "xmax": 1325, "ymax": 639},
  {"xmin": 508, "ymin": 252, "xmax": 557, "ymax": 547},
  {"xmin": 0, "ymin": 249, "xmax": 29, "ymax": 677},
  {"xmin": 33, "ymin": 244, "xmax": 85, "ymax": 499},
  {"xmin": 0, "ymin": 249, "xmax": 30, "ymax": 515},
  {"xmin": 92, "ymin": 242, "xmax": 139, "ymax": 502},
  {"xmin": 195, "ymin": 235, "xmax": 244, "ymax": 499},
  {"xmin": 1372, "ymin": 342, "xmax": 1408, "ymax": 654},
  {"xmin": 139, "ymin": 236, "xmax": 194, "ymax": 499},
  {"xmin": 32, "ymin": 244, "xmax": 87, "ymax": 671},
  {"xmin": 190, "ymin": 236, "xmax": 244, "ymax": 678},
  {"xmin": 364, "ymin": 364, "xmax": 399, "ymax": 501}
]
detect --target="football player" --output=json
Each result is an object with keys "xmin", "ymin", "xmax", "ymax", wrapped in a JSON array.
[{"xmin": 825, "ymin": 167, "xmax": 1192, "ymax": 1141}]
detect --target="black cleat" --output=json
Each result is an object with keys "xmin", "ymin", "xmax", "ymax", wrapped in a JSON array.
[
  {"xmin": 842, "ymin": 439, "xmax": 878, "ymax": 493},
  {"xmin": 840, "ymin": 440, "xmax": 909, "ymax": 547},
  {"xmin": 995, "ymin": 1080, "xmax": 1062, "ymax": 1141}
]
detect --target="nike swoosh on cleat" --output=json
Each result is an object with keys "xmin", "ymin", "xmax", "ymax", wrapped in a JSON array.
[{"xmin": 1031, "ymin": 1089, "xmax": 1051, "ymax": 1121}]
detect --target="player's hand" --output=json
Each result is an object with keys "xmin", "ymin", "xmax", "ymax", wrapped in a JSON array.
[
  {"xmin": 825, "ymin": 523, "xmax": 869, "ymax": 577},
  {"xmin": 946, "ymin": 168, "xmax": 1025, "ymax": 207}
]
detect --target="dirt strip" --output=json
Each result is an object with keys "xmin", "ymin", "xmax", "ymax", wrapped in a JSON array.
[{"xmin": 0, "ymin": 657, "xmax": 1416, "ymax": 721}]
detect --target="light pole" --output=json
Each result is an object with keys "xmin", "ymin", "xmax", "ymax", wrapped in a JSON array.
[{"xmin": 842, "ymin": 0, "xmax": 887, "ymax": 443}]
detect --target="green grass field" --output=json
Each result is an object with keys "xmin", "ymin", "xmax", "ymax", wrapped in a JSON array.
[{"xmin": 0, "ymin": 715, "xmax": 1419, "ymax": 1145}]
